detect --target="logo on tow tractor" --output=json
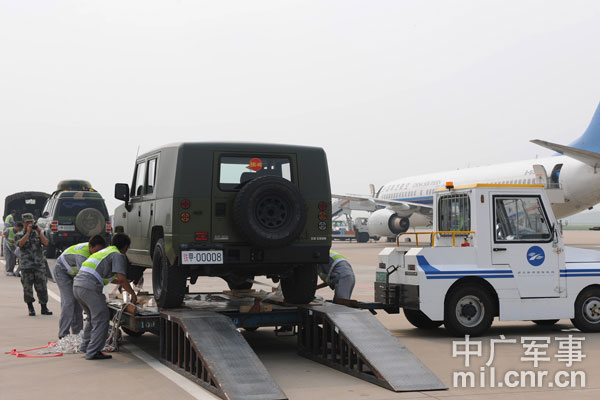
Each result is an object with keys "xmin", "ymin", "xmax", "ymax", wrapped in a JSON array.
[{"xmin": 526, "ymin": 246, "xmax": 545, "ymax": 267}]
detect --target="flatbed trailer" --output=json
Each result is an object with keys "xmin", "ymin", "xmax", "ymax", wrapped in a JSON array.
[{"xmin": 108, "ymin": 291, "xmax": 445, "ymax": 400}]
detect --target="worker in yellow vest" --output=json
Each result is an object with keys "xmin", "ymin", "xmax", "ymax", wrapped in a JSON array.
[
  {"xmin": 316, "ymin": 250, "xmax": 356, "ymax": 301},
  {"xmin": 73, "ymin": 233, "xmax": 137, "ymax": 360},
  {"xmin": 3, "ymin": 223, "xmax": 23, "ymax": 276},
  {"xmin": 4, "ymin": 210, "xmax": 16, "ymax": 228},
  {"xmin": 55, "ymin": 235, "xmax": 107, "ymax": 339}
]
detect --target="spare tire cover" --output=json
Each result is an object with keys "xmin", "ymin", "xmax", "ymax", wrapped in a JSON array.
[
  {"xmin": 75, "ymin": 208, "xmax": 105, "ymax": 236},
  {"xmin": 233, "ymin": 175, "xmax": 307, "ymax": 248}
]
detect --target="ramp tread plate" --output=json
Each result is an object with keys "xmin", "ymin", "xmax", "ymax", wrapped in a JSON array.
[
  {"xmin": 306, "ymin": 304, "xmax": 446, "ymax": 391},
  {"xmin": 165, "ymin": 312, "xmax": 286, "ymax": 400}
]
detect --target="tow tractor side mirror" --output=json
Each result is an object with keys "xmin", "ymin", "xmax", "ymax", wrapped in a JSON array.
[{"xmin": 115, "ymin": 183, "xmax": 132, "ymax": 212}]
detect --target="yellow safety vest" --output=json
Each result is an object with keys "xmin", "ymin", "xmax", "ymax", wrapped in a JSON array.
[
  {"xmin": 61, "ymin": 242, "xmax": 91, "ymax": 276},
  {"xmin": 80, "ymin": 246, "xmax": 120, "ymax": 285},
  {"xmin": 319, "ymin": 250, "xmax": 347, "ymax": 284},
  {"xmin": 5, "ymin": 227, "xmax": 17, "ymax": 247}
]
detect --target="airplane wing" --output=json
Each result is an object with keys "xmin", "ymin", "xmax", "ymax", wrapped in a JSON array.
[
  {"xmin": 531, "ymin": 139, "xmax": 600, "ymax": 169},
  {"xmin": 332, "ymin": 194, "xmax": 432, "ymax": 216}
]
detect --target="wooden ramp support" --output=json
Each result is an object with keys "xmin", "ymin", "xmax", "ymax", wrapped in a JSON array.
[
  {"xmin": 297, "ymin": 303, "xmax": 447, "ymax": 392},
  {"xmin": 159, "ymin": 311, "xmax": 287, "ymax": 400}
]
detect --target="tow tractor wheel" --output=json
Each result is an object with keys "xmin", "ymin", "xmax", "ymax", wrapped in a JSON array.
[
  {"xmin": 444, "ymin": 283, "xmax": 494, "ymax": 337},
  {"xmin": 403, "ymin": 309, "xmax": 443, "ymax": 329},
  {"xmin": 571, "ymin": 287, "xmax": 600, "ymax": 332}
]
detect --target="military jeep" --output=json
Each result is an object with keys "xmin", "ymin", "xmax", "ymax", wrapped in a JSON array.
[{"xmin": 114, "ymin": 142, "xmax": 332, "ymax": 307}]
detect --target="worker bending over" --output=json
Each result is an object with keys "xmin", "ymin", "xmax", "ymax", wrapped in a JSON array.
[
  {"xmin": 55, "ymin": 235, "xmax": 107, "ymax": 339},
  {"xmin": 316, "ymin": 250, "xmax": 356, "ymax": 302},
  {"xmin": 73, "ymin": 233, "xmax": 137, "ymax": 360}
]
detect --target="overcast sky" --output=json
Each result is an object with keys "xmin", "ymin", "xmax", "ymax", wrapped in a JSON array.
[{"xmin": 1, "ymin": 1, "xmax": 599, "ymax": 214}]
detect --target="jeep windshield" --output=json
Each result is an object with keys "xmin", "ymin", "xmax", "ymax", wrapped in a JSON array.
[
  {"xmin": 219, "ymin": 156, "xmax": 292, "ymax": 191},
  {"xmin": 57, "ymin": 199, "xmax": 109, "ymax": 218}
]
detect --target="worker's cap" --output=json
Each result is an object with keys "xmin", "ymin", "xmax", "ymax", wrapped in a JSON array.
[{"xmin": 22, "ymin": 213, "xmax": 35, "ymax": 222}]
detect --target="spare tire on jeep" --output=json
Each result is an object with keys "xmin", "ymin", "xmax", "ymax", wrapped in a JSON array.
[
  {"xmin": 75, "ymin": 208, "xmax": 105, "ymax": 236},
  {"xmin": 233, "ymin": 176, "xmax": 307, "ymax": 248}
]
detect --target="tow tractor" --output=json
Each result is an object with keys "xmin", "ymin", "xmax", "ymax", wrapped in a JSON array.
[{"xmin": 375, "ymin": 182, "xmax": 600, "ymax": 336}]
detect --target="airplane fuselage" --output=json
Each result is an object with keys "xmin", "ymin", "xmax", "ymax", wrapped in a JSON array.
[{"xmin": 378, "ymin": 156, "xmax": 600, "ymax": 220}]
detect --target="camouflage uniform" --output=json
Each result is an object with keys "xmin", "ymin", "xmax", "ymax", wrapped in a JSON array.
[{"xmin": 15, "ymin": 230, "xmax": 48, "ymax": 304}]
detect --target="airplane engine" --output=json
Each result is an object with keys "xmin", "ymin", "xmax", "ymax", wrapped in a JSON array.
[{"xmin": 367, "ymin": 209, "xmax": 410, "ymax": 237}]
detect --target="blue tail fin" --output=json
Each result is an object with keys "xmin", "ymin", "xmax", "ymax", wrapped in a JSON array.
[{"xmin": 569, "ymin": 102, "xmax": 600, "ymax": 153}]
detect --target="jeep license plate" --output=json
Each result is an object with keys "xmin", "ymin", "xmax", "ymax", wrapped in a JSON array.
[
  {"xmin": 58, "ymin": 225, "xmax": 75, "ymax": 231},
  {"xmin": 181, "ymin": 250, "xmax": 223, "ymax": 265}
]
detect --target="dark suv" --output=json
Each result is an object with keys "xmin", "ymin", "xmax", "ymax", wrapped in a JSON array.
[
  {"xmin": 114, "ymin": 142, "xmax": 332, "ymax": 307},
  {"xmin": 37, "ymin": 180, "xmax": 112, "ymax": 258}
]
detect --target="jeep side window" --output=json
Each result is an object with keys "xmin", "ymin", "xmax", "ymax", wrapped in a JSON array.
[
  {"xmin": 494, "ymin": 197, "xmax": 551, "ymax": 241},
  {"xmin": 146, "ymin": 158, "xmax": 157, "ymax": 195},
  {"xmin": 132, "ymin": 161, "xmax": 146, "ymax": 197}
]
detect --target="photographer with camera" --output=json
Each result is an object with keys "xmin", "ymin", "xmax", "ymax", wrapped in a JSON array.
[{"xmin": 16, "ymin": 213, "xmax": 52, "ymax": 316}]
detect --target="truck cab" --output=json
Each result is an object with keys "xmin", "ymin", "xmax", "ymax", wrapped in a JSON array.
[{"xmin": 377, "ymin": 183, "xmax": 600, "ymax": 336}]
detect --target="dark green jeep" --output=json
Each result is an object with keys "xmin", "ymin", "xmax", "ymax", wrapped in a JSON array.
[
  {"xmin": 37, "ymin": 180, "xmax": 112, "ymax": 258},
  {"xmin": 114, "ymin": 142, "xmax": 332, "ymax": 307}
]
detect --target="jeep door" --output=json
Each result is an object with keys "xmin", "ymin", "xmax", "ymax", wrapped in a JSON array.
[
  {"xmin": 138, "ymin": 156, "xmax": 158, "ymax": 265},
  {"xmin": 127, "ymin": 160, "xmax": 146, "ymax": 264}
]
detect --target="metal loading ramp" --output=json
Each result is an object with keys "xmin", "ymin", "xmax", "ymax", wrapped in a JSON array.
[
  {"xmin": 297, "ymin": 303, "xmax": 447, "ymax": 392},
  {"xmin": 159, "ymin": 311, "xmax": 287, "ymax": 400}
]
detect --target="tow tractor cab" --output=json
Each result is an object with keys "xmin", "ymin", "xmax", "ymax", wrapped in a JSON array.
[{"xmin": 377, "ymin": 183, "xmax": 600, "ymax": 336}]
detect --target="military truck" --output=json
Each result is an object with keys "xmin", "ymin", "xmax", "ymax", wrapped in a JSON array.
[
  {"xmin": 114, "ymin": 142, "xmax": 332, "ymax": 307},
  {"xmin": 3, "ymin": 192, "xmax": 50, "ymax": 223}
]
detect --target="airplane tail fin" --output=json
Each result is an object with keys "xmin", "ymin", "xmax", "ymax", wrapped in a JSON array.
[
  {"xmin": 568, "ymin": 102, "xmax": 600, "ymax": 153},
  {"xmin": 531, "ymin": 139, "xmax": 600, "ymax": 169}
]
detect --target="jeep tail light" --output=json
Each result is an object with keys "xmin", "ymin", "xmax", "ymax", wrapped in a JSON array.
[
  {"xmin": 51, "ymin": 221, "xmax": 58, "ymax": 233},
  {"xmin": 105, "ymin": 221, "xmax": 112, "ymax": 233},
  {"xmin": 318, "ymin": 201, "xmax": 328, "ymax": 211},
  {"xmin": 318, "ymin": 211, "xmax": 327, "ymax": 221}
]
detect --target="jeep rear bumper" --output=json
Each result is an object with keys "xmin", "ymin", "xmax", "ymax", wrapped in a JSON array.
[{"xmin": 179, "ymin": 242, "xmax": 330, "ymax": 266}]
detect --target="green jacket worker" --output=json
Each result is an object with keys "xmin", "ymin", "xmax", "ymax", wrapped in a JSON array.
[{"xmin": 73, "ymin": 233, "xmax": 137, "ymax": 360}]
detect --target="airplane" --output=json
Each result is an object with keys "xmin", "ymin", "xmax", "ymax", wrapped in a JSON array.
[{"xmin": 333, "ymin": 102, "xmax": 600, "ymax": 238}]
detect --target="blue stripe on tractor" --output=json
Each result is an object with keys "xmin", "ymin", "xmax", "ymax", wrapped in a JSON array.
[
  {"xmin": 416, "ymin": 255, "xmax": 514, "ymax": 279},
  {"xmin": 427, "ymin": 275, "xmax": 514, "ymax": 280}
]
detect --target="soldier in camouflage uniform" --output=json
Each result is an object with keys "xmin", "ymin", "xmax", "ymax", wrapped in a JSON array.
[{"xmin": 16, "ymin": 213, "xmax": 53, "ymax": 316}]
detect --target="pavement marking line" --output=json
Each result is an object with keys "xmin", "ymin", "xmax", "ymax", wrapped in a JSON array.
[
  {"xmin": 121, "ymin": 342, "xmax": 218, "ymax": 400},
  {"xmin": 48, "ymin": 288, "xmax": 61, "ymax": 303},
  {"xmin": 46, "ymin": 286, "xmax": 216, "ymax": 400}
]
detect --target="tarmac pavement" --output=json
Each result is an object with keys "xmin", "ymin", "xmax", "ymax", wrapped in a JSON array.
[{"xmin": 2, "ymin": 231, "xmax": 600, "ymax": 399}]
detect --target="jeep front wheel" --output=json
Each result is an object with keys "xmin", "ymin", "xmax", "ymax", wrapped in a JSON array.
[
  {"xmin": 281, "ymin": 265, "xmax": 317, "ymax": 304},
  {"xmin": 152, "ymin": 239, "xmax": 186, "ymax": 308}
]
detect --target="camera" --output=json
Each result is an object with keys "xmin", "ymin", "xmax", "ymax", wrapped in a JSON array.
[{"xmin": 32, "ymin": 224, "xmax": 38, "ymax": 230}]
